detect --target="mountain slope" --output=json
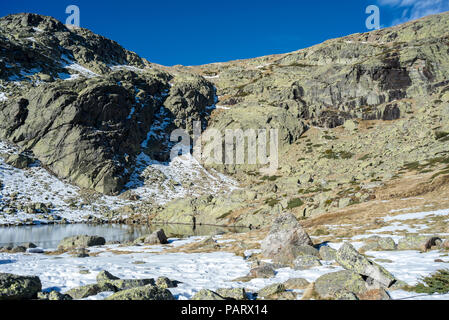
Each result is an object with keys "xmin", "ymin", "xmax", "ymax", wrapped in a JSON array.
[{"xmin": 0, "ymin": 12, "xmax": 449, "ymax": 228}]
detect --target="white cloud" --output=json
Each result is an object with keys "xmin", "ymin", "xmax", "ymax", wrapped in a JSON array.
[{"xmin": 377, "ymin": 0, "xmax": 449, "ymax": 25}]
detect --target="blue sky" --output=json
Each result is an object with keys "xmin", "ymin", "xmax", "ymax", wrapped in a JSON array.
[{"xmin": 1, "ymin": 0, "xmax": 448, "ymax": 66}]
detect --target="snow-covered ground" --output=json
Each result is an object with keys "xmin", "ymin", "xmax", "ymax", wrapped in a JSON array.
[
  {"xmin": 125, "ymin": 153, "xmax": 238, "ymax": 205},
  {"xmin": 1, "ymin": 233, "xmax": 448, "ymax": 300},
  {"xmin": 0, "ymin": 236, "xmax": 250, "ymax": 300}
]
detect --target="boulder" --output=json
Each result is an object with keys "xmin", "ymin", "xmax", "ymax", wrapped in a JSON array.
[
  {"xmin": 22, "ymin": 242, "xmax": 37, "ymax": 249},
  {"xmin": 360, "ymin": 236, "xmax": 397, "ymax": 252},
  {"xmin": 260, "ymin": 213, "xmax": 313, "ymax": 264},
  {"xmin": 0, "ymin": 273, "xmax": 42, "ymax": 300},
  {"xmin": 192, "ymin": 289, "xmax": 226, "ymax": 300},
  {"xmin": 249, "ymin": 265, "xmax": 276, "ymax": 279},
  {"xmin": 58, "ymin": 235, "xmax": 106, "ymax": 250},
  {"xmin": 314, "ymin": 270, "xmax": 367, "ymax": 299},
  {"xmin": 38, "ymin": 290, "xmax": 72, "ymax": 300},
  {"xmin": 155, "ymin": 277, "xmax": 177, "ymax": 289},
  {"xmin": 319, "ymin": 246, "xmax": 337, "ymax": 261},
  {"xmin": 283, "ymin": 278, "xmax": 310, "ymax": 290},
  {"xmin": 257, "ymin": 283, "xmax": 285, "ymax": 298},
  {"xmin": 136, "ymin": 229, "xmax": 168, "ymax": 245},
  {"xmin": 106, "ymin": 285, "xmax": 174, "ymax": 300},
  {"xmin": 99, "ymin": 278, "xmax": 155, "ymax": 292},
  {"xmin": 216, "ymin": 288, "xmax": 248, "ymax": 300},
  {"xmin": 293, "ymin": 255, "xmax": 322, "ymax": 270},
  {"xmin": 96, "ymin": 270, "xmax": 120, "ymax": 283},
  {"xmin": 65, "ymin": 284, "xmax": 106, "ymax": 299},
  {"xmin": 335, "ymin": 243, "xmax": 396, "ymax": 288}
]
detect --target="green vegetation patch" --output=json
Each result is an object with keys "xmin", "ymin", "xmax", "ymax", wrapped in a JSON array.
[
  {"xmin": 286, "ymin": 198, "xmax": 304, "ymax": 209},
  {"xmin": 265, "ymin": 198, "xmax": 280, "ymax": 207},
  {"xmin": 261, "ymin": 175, "xmax": 281, "ymax": 182},
  {"xmin": 323, "ymin": 149, "xmax": 354, "ymax": 160},
  {"xmin": 406, "ymin": 269, "xmax": 449, "ymax": 294}
]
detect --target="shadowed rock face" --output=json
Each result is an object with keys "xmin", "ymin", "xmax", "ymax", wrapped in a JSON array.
[
  {"xmin": 0, "ymin": 13, "xmax": 216, "ymax": 195},
  {"xmin": 0, "ymin": 273, "xmax": 42, "ymax": 300}
]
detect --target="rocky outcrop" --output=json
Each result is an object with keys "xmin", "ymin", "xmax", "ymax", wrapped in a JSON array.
[
  {"xmin": 192, "ymin": 289, "xmax": 226, "ymax": 300},
  {"xmin": 216, "ymin": 288, "xmax": 248, "ymax": 300},
  {"xmin": 134, "ymin": 229, "xmax": 168, "ymax": 245},
  {"xmin": 58, "ymin": 235, "xmax": 106, "ymax": 250},
  {"xmin": 106, "ymin": 285, "xmax": 174, "ymax": 300},
  {"xmin": 96, "ymin": 270, "xmax": 155, "ymax": 292},
  {"xmin": 260, "ymin": 213, "xmax": 313, "ymax": 264},
  {"xmin": 336, "ymin": 243, "xmax": 396, "ymax": 288},
  {"xmin": 314, "ymin": 270, "xmax": 368, "ymax": 299},
  {"xmin": 0, "ymin": 273, "xmax": 42, "ymax": 300},
  {"xmin": 360, "ymin": 236, "xmax": 397, "ymax": 252},
  {"xmin": 65, "ymin": 284, "xmax": 106, "ymax": 299},
  {"xmin": 0, "ymin": 13, "xmax": 216, "ymax": 195}
]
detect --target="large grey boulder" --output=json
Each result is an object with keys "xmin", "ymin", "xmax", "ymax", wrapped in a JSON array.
[
  {"xmin": 96, "ymin": 271, "xmax": 155, "ymax": 292},
  {"xmin": 336, "ymin": 242, "xmax": 396, "ymax": 288},
  {"xmin": 58, "ymin": 235, "xmax": 106, "ymax": 250},
  {"xmin": 314, "ymin": 270, "xmax": 367, "ymax": 299},
  {"xmin": 106, "ymin": 285, "xmax": 174, "ymax": 300},
  {"xmin": 145, "ymin": 229, "xmax": 169, "ymax": 245},
  {"xmin": 216, "ymin": 288, "xmax": 248, "ymax": 300},
  {"xmin": 192, "ymin": 289, "xmax": 226, "ymax": 300},
  {"xmin": 65, "ymin": 284, "xmax": 107, "ymax": 299},
  {"xmin": 261, "ymin": 213, "xmax": 313, "ymax": 264},
  {"xmin": 0, "ymin": 273, "xmax": 42, "ymax": 300},
  {"xmin": 360, "ymin": 236, "xmax": 397, "ymax": 252},
  {"xmin": 134, "ymin": 229, "xmax": 169, "ymax": 245}
]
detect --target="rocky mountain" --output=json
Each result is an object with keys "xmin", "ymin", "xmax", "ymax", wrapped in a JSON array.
[
  {"xmin": 0, "ymin": 12, "xmax": 449, "ymax": 228},
  {"xmin": 0, "ymin": 13, "xmax": 217, "ymax": 195}
]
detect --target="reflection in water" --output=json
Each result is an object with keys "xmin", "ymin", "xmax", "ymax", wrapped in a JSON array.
[{"xmin": 0, "ymin": 223, "xmax": 247, "ymax": 249}]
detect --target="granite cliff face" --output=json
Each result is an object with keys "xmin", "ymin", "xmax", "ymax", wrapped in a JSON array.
[
  {"xmin": 0, "ymin": 13, "xmax": 216, "ymax": 194},
  {"xmin": 0, "ymin": 12, "xmax": 449, "ymax": 227}
]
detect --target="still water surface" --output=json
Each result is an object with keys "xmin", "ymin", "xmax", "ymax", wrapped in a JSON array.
[{"xmin": 0, "ymin": 223, "xmax": 247, "ymax": 249}]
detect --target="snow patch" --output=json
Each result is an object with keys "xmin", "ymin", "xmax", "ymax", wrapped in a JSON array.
[{"xmin": 383, "ymin": 208, "xmax": 449, "ymax": 222}]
